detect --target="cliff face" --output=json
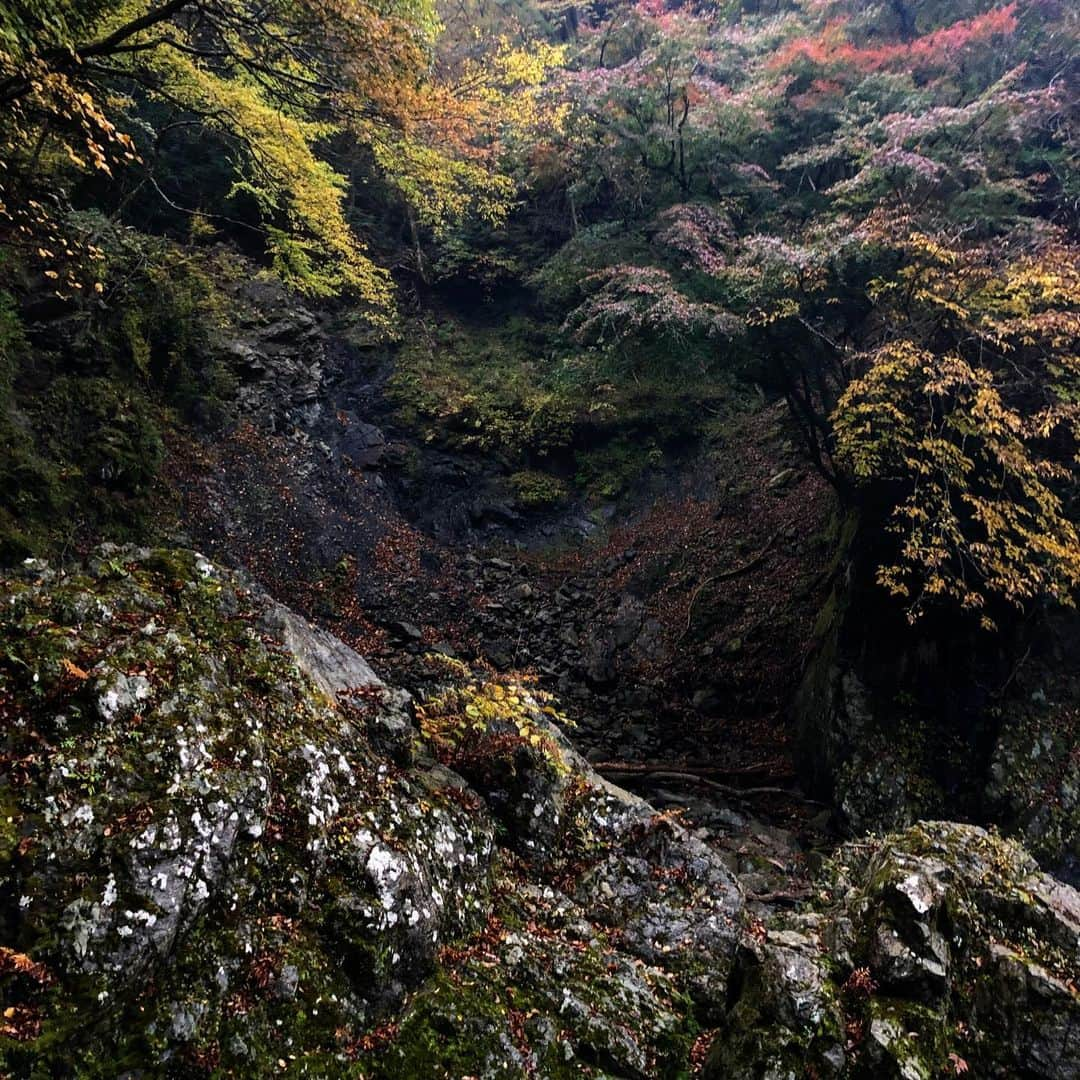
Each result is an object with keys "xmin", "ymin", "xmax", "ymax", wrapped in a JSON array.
[
  {"xmin": 795, "ymin": 526, "xmax": 1080, "ymax": 885},
  {"xmin": 1, "ymin": 548, "xmax": 1077, "ymax": 1078}
]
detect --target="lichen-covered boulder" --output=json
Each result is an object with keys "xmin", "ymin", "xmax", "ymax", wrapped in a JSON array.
[
  {"xmin": 0, "ymin": 547, "xmax": 748, "ymax": 1078},
  {"xmin": 363, "ymin": 882, "xmax": 699, "ymax": 1080},
  {"xmin": 414, "ymin": 660, "xmax": 746, "ymax": 1011},
  {"xmin": 705, "ymin": 821, "xmax": 1080, "ymax": 1079},
  {"xmin": 0, "ymin": 547, "xmax": 495, "ymax": 1075},
  {"xmin": 571, "ymin": 791, "xmax": 745, "ymax": 1020}
]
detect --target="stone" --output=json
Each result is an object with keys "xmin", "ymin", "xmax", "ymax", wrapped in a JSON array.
[
  {"xmin": 339, "ymin": 418, "xmax": 387, "ymax": 467},
  {"xmin": 706, "ymin": 822, "xmax": 1080, "ymax": 1080},
  {"xmin": 386, "ymin": 619, "xmax": 424, "ymax": 642},
  {"xmin": 766, "ymin": 467, "xmax": 797, "ymax": 490}
]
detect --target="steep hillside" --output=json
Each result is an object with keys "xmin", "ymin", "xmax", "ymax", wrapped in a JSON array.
[{"xmin": 2, "ymin": 0, "xmax": 1079, "ymax": 1075}]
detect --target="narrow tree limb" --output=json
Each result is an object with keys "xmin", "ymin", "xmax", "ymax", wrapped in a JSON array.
[
  {"xmin": 592, "ymin": 760, "xmax": 790, "ymax": 779},
  {"xmin": 74, "ymin": 0, "xmax": 196, "ymax": 62},
  {"xmin": 598, "ymin": 766, "xmax": 825, "ymax": 806},
  {"xmin": 680, "ymin": 532, "xmax": 779, "ymax": 640}
]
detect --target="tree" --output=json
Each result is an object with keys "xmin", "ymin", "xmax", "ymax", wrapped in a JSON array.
[
  {"xmin": 0, "ymin": 0, "xmax": 557, "ymax": 315},
  {"xmin": 833, "ymin": 227, "xmax": 1080, "ymax": 625},
  {"xmin": 537, "ymin": 0, "xmax": 1080, "ymax": 622}
]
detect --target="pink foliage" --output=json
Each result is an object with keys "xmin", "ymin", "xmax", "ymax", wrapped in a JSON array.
[
  {"xmin": 567, "ymin": 264, "xmax": 742, "ymax": 345},
  {"xmin": 655, "ymin": 203, "xmax": 732, "ymax": 274}
]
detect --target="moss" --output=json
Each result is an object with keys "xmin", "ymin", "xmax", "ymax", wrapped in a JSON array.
[
  {"xmin": 386, "ymin": 312, "xmax": 742, "ymax": 490},
  {"xmin": 361, "ymin": 887, "xmax": 698, "ymax": 1080},
  {"xmin": 0, "ymin": 551, "xmax": 499, "ymax": 1076},
  {"xmin": 863, "ymin": 997, "xmax": 948, "ymax": 1078},
  {"xmin": 386, "ymin": 315, "xmax": 573, "ymax": 463},
  {"xmin": 363, "ymin": 968, "xmax": 521, "ymax": 1080},
  {"xmin": 0, "ymin": 236, "xmax": 249, "ymax": 565},
  {"xmin": 507, "ymin": 469, "xmax": 567, "ymax": 509},
  {"xmin": 574, "ymin": 435, "xmax": 666, "ymax": 501}
]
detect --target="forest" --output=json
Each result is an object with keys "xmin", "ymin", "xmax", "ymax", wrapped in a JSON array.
[{"xmin": 0, "ymin": 0, "xmax": 1078, "ymax": 1076}]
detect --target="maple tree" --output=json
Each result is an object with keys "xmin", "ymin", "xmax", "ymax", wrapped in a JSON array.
[
  {"xmin": 0, "ymin": 0, "xmax": 561, "ymax": 313},
  {"xmin": 1, "ymin": 0, "xmax": 1077, "ymax": 627},
  {"xmin": 530, "ymin": 0, "xmax": 1080, "ymax": 623},
  {"xmin": 832, "ymin": 225, "xmax": 1080, "ymax": 624}
]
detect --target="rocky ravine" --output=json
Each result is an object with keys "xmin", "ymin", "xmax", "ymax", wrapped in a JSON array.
[
  {"xmin": 0, "ymin": 548, "xmax": 1077, "ymax": 1078},
  {"xmin": 157, "ymin": 281, "xmax": 1080, "ymax": 895}
]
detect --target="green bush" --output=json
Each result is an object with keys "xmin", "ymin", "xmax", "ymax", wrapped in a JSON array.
[
  {"xmin": 509, "ymin": 469, "xmax": 568, "ymax": 508},
  {"xmin": 387, "ymin": 315, "xmax": 574, "ymax": 462}
]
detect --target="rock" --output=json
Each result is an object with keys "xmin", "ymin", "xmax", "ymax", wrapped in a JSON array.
[
  {"xmin": 262, "ymin": 599, "xmax": 384, "ymax": 695},
  {"xmin": 0, "ymin": 549, "xmax": 494, "ymax": 1073},
  {"xmin": 93, "ymin": 670, "xmax": 154, "ymax": 723},
  {"xmin": 0, "ymin": 546, "xmax": 753, "ymax": 1078},
  {"xmin": 469, "ymin": 501, "xmax": 521, "ymax": 527},
  {"xmin": 692, "ymin": 687, "xmax": 721, "ymax": 712},
  {"xmin": 798, "ymin": 658, "xmax": 935, "ymax": 836},
  {"xmin": 214, "ymin": 279, "xmax": 328, "ymax": 430},
  {"xmin": 612, "ymin": 594, "xmax": 645, "ymax": 647},
  {"xmin": 386, "ymin": 619, "xmax": 423, "ymax": 642},
  {"xmin": 6, "ymin": 551, "xmax": 1075, "ymax": 1079},
  {"xmin": 574, "ymin": 806, "xmax": 744, "ymax": 1019},
  {"xmin": 583, "ymin": 634, "xmax": 617, "ymax": 685},
  {"xmin": 766, "ymin": 467, "xmax": 797, "ymax": 490},
  {"xmin": 262, "ymin": 600, "xmax": 416, "ymax": 759},
  {"xmin": 338, "ymin": 418, "xmax": 386, "ymax": 467},
  {"xmin": 796, "ymin": 554, "xmax": 1080, "ymax": 877},
  {"xmin": 986, "ymin": 696, "xmax": 1080, "ymax": 884},
  {"xmin": 706, "ymin": 822, "xmax": 1080, "ymax": 1079}
]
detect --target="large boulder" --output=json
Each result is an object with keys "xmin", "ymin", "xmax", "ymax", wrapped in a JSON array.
[
  {"xmin": 0, "ymin": 548, "xmax": 494, "ymax": 1074},
  {"xmin": 706, "ymin": 821, "xmax": 1080, "ymax": 1079},
  {"xmin": 5, "ymin": 550, "xmax": 1073, "ymax": 1078},
  {"xmin": 0, "ymin": 547, "xmax": 746, "ymax": 1077}
]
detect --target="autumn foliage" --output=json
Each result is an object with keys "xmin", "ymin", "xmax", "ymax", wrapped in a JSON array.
[
  {"xmin": 0, "ymin": 0, "xmax": 563, "ymax": 311},
  {"xmin": 2, "ymin": 0, "xmax": 1078, "ymax": 627},
  {"xmin": 532, "ymin": 0, "xmax": 1079, "ymax": 624}
]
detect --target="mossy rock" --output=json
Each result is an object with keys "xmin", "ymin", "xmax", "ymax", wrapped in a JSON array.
[
  {"xmin": 0, "ymin": 547, "xmax": 750, "ymax": 1077},
  {"xmin": 0, "ymin": 547, "xmax": 495, "ymax": 1076},
  {"xmin": 706, "ymin": 822, "xmax": 1080, "ymax": 1079}
]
